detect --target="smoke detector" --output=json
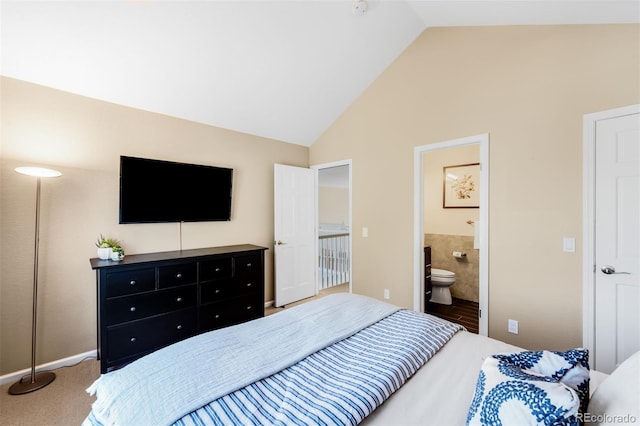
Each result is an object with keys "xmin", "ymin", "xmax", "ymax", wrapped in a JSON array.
[{"xmin": 352, "ymin": 0, "xmax": 368, "ymax": 15}]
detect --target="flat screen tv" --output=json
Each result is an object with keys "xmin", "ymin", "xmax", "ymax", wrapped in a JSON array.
[{"xmin": 119, "ymin": 156, "xmax": 233, "ymax": 223}]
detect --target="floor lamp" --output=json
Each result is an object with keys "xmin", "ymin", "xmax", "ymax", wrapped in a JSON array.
[{"xmin": 9, "ymin": 166, "xmax": 62, "ymax": 395}]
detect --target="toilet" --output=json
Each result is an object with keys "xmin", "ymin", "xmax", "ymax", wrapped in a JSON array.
[{"xmin": 430, "ymin": 268, "xmax": 456, "ymax": 305}]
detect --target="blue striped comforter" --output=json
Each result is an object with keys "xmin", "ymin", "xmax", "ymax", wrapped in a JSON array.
[
  {"xmin": 174, "ymin": 309, "xmax": 461, "ymax": 426},
  {"xmin": 85, "ymin": 295, "xmax": 461, "ymax": 426}
]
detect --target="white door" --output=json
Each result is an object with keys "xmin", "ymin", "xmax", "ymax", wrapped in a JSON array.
[
  {"xmin": 274, "ymin": 164, "xmax": 317, "ymax": 307},
  {"xmin": 594, "ymin": 112, "xmax": 640, "ymax": 373}
]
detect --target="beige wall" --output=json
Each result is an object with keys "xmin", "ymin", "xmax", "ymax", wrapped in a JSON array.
[
  {"xmin": 0, "ymin": 77, "xmax": 308, "ymax": 375},
  {"xmin": 310, "ymin": 25, "xmax": 640, "ymax": 350},
  {"xmin": 424, "ymin": 144, "xmax": 480, "ymax": 235},
  {"xmin": 319, "ymin": 186, "xmax": 349, "ymax": 225}
]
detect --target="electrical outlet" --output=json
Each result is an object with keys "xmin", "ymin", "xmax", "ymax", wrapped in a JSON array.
[
  {"xmin": 383, "ymin": 289, "xmax": 390, "ymax": 299},
  {"xmin": 508, "ymin": 319, "xmax": 519, "ymax": 334}
]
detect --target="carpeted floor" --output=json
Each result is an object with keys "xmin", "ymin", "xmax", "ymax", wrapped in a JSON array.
[
  {"xmin": 4, "ymin": 286, "xmax": 483, "ymax": 426},
  {"xmin": 0, "ymin": 357, "xmax": 100, "ymax": 426},
  {"xmin": 0, "ymin": 284, "xmax": 350, "ymax": 425}
]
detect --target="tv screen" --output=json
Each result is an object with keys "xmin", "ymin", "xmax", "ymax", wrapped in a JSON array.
[{"xmin": 119, "ymin": 156, "xmax": 233, "ymax": 223}]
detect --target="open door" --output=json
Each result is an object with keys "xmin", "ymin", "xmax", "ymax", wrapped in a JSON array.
[{"xmin": 274, "ymin": 164, "xmax": 317, "ymax": 307}]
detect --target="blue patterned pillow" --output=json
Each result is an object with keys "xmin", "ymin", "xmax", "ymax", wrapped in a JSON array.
[{"xmin": 466, "ymin": 349, "xmax": 590, "ymax": 426}]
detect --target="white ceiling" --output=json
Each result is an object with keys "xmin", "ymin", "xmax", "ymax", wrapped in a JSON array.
[{"xmin": 2, "ymin": 1, "xmax": 638, "ymax": 147}]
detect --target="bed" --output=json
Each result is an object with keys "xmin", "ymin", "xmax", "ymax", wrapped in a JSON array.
[{"xmin": 84, "ymin": 293, "xmax": 639, "ymax": 426}]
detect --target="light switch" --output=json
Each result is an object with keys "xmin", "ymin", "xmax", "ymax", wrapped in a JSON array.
[
  {"xmin": 563, "ymin": 237, "xmax": 575, "ymax": 253},
  {"xmin": 362, "ymin": 227, "xmax": 368, "ymax": 238}
]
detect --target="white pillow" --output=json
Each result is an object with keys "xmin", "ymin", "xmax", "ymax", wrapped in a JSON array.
[
  {"xmin": 586, "ymin": 351, "xmax": 639, "ymax": 425},
  {"xmin": 466, "ymin": 349, "xmax": 590, "ymax": 425}
]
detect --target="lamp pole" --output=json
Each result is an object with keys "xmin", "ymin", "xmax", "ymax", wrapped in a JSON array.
[{"xmin": 9, "ymin": 167, "xmax": 61, "ymax": 395}]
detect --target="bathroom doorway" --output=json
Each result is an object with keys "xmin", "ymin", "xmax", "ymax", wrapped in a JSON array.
[{"xmin": 413, "ymin": 134, "xmax": 489, "ymax": 336}]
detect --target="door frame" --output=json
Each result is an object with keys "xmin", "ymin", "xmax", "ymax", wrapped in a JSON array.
[
  {"xmin": 311, "ymin": 159, "xmax": 353, "ymax": 294},
  {"xmin": 413, "ymin": 134, "xmax": 489, "ymax": 336},
  {"xmin": 582, "ymin": 103, "xmax": 640, "ymax": 361}
]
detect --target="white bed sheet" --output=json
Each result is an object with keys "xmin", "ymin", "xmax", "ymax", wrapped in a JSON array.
[
  {"xmin": 362, "ymin": 330, "xmax": 521, "ymax": 425},
  {"xmin": 363, "ymin": 330, "xmax": 609, "ymax": 426}
]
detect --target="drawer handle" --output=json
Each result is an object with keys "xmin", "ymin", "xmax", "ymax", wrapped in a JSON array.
[
  {"xmin": 246, "ymin": 263, "xmax": 252, "ymax": 267},
  {"xmin": 176, "ymin": 297, "xmax": 183, "ymax": 303},
  {"xmin": 129, "ymin": 280, "xmax": 136, "ymax": 286},
  {"xmin": 176, "ymin": 324, "xmax": 182, "ymax": 330},
  {"xmin": 245, "ymin": 282, "xmax": 252, "ymax": 288},
  {"xmin": 246, "ymin": 305, "xmax": 252, "ymax": 310},
  {"xmin": 130, "ymin": 337, "xmax": 137, "ymax": 343},
  {"xmin": 215, "ymin": 267, "xmax": 221, "ymax": 272},
  {"xmin": 214, "ymin": 314, "xmax": 220, "ymax": 319},
  {"xmin": 176, "ymin": 273, "xmax": 182, "ymax": 279},
  {"xmin": 130, "ymin": 306, "xmax": 136, "ymax": 312},
  {"xmin": 215, "ymin": 289, "xmax": 220, "ymax": 294}
]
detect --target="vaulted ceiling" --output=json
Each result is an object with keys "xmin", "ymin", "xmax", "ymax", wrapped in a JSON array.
[{"xmin": 2, "ymin": 1, "xmax": 638, "ymax": 146}]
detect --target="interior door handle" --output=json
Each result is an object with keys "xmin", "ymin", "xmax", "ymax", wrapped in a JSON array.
[
  {"xmin": 601, "ymin": 266, "xmax": 631, "ymax": 275},
  {"xmin": 274, "ymin": 240, "xmax": 286, "ymax": 245}
]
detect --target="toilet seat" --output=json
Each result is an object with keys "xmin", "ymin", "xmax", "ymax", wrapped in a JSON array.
[{"xmin": 431, "ymin": 268, "xmax": 455, "ymax": 278}]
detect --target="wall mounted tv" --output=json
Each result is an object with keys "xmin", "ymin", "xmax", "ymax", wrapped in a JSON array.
[{"xmin": 119, "ymin": 156, "xmax": 233, "ymax": 223}]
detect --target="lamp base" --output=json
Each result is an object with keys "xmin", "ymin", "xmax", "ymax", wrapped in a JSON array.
[{"xmin": 8, "ymin": 371, "xmax": 56, "ymax": 395}]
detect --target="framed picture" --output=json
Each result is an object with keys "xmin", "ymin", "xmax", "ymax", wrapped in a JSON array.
[{"xmin": 443, "ymin": 163, "xmax": 480, "ymax": 208}]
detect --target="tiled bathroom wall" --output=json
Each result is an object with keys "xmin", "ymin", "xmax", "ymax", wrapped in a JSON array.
[{"xmin": 425, "ymin": 233, "xmax": 478, "ymax": 302}]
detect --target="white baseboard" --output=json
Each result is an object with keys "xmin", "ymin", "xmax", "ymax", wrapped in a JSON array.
[{"xmin": 0, "ymin": 350, "xmax": 97, "ymax": 386}]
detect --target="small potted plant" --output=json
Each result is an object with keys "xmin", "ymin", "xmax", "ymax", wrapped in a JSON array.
[
  {"xmin": 111, "ymin": 245, "xmax": 125, "ymax": 261},
  {"xmin": 96, "ymin": 234, "xmax": 121, "ymax": 260}
]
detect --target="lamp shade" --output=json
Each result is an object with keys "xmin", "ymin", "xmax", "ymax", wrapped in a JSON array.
[{"xmin": 15, "ymin": 167, "xmax": 62, "ymax": 178}]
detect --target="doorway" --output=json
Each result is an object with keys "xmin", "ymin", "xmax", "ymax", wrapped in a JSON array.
[
  {"xmin": 414, "ymin": 134, "xmax": 489, "ymax": 336},
  {"xmin": 313, "ymin": 160, "xmax": 352, "ymax": 296}
]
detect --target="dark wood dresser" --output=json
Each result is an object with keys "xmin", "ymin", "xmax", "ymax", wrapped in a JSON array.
[
  {"xmin": 424, "ymin": 246, "xmax": 432, "ymax": 312},
  {"xmin": 90, "ymin": 244, "xmax": 267, "ymax": 373}
]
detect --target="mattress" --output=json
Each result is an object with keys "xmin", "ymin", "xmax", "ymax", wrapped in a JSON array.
[
  {"xmin": 85, "ymin": 292, "xmax": 622, "ymax": 426},
  {"xmin": 363, "ymin": 331, "xmax": 612, "ymax": 425},
  {"xmin": 362, "ymin": 330, "xmax": 521, "ymax": 425}
]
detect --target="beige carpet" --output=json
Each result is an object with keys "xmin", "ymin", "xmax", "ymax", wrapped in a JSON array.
[
  {"xmin": 0, "ymin": 358, "xmax": 100, "ymax": 426},
  {"xmin": 0, "ymin": 284, "xmax": 348, "ymax": 425}
]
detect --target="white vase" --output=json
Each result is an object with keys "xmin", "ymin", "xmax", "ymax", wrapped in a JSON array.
[
  {"xmin": 111, "ymin": 251, "xmax": 124, "ymax": 261},
  {"xmin": 97, "ymin": 247, "xmax": 112, "ymax": 260}
]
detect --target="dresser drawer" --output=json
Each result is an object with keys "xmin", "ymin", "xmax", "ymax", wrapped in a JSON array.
[
  {"xmin": 199, "ymin": 258, "xmax": 232, "ymax": 282},
  {"xmin": 158, "ymin": 263, "xmax": 197, "ymax": 289},
  {"xmin": 105, "ymin": 268, "xmax": 155, "ymax": 298},
  {"xmin": 200, "ymin": 279, "xmax": 233, "ymax": 304},
  {"xmin": 199, "ymin": 294, "xmax": 262, "ymax": 332},
  {"xmin": 105, "ymin": 285, "xmax": 197, "ymax": 326},
  {"xmin": 106, "ymin": 308, "xmax": 197, "ymax": 363},
  {"xmin": 234, "ymin": 254, "xmax": 261, "ymax": 278},
  {"xmin": 237, "ymin": 278, "xmax": 260, "ymax": 296}
]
